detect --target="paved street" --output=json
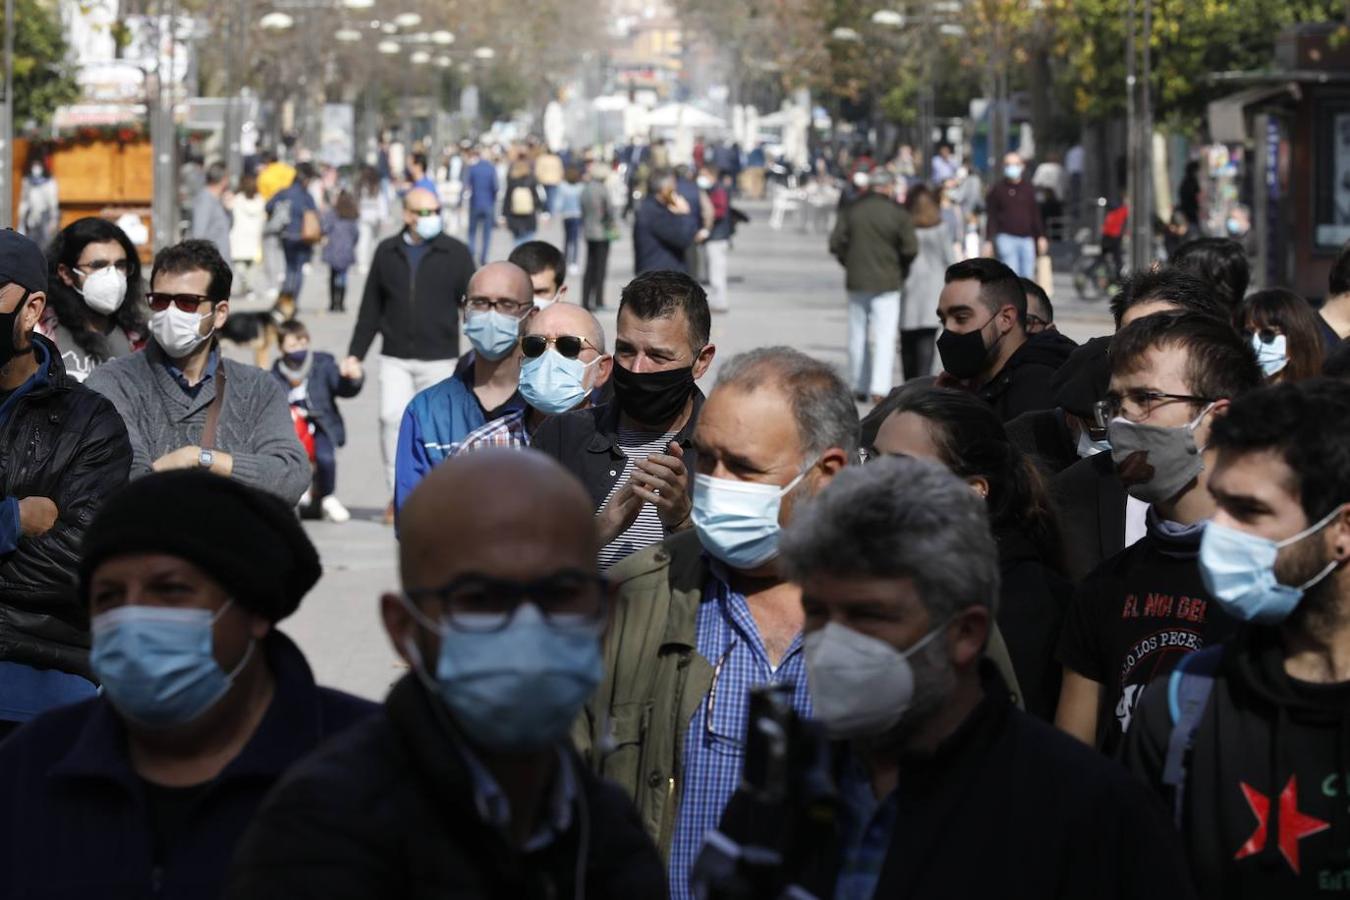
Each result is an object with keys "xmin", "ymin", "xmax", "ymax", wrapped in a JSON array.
[{"xmin": 243, "ymin": 202, "xmax": 1114, "ymax": 700}]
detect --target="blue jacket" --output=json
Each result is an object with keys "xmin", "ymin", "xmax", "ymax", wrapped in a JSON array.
[
  {"xmin": 633, "ymin": 195, "xmax": 700, "ymax": 274},
  {"xmin": 464, "ymin": 160, "xmax": 499, "ymax": 211},
  {"xmin": 267, "ymin": 182, "xmax": 316, "ymax": 248},
  {"xmin": 394, "ymin": 363, "xmax": 526, "ymax": 513},
  {"xmin": 0, "ymin": 632, "xmax": 376, "ymax": 900},
  {"xmin": 270, "ymin": 351, "xmax": 363, "ymax": 446}
]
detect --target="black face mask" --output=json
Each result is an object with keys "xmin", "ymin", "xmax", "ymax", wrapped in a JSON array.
[
  {"xmin": 611, "ymin": 362, "xmax": 696, "ymax": 427},
  {"xmin": 937, "ymin": 316, "xmax": 1000, "ymax": 381},
  {"xmin": 0, "ymin": 293, "xmax": 33, "ymax": 370}
]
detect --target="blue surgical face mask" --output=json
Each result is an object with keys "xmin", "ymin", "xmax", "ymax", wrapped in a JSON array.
[
  {"xmin": 1004, "ymin": 164, "xmax": 1024, "ymax": 181},
  {"xmin": 1250, "ymin": 332, "xmax": 1289, "ymax": 378},
  {"xmin": 1076, "ymin": 428, "xmax": 1112, "ymax": 459},
  {"xmin": 692, "ymin": 466, "xmax": 812, "ymax": 570},
  {"xmin": 415, "ymin": 214, "xmax": 443, "ymax": 240},
  {"xmin": 519, "ymin": 348, "xmax": 598, "ymax": 415},
  {"xmin": 1199, "ymin": 504, "xmax": 1346, "ymax": 624},
  {"xmin": 90, "ymin": 601, "xmax": 255, "ymax": 729},
  {"xmin": 464, "ymin": 310, "xmax": 521, "ymax": 361},
  {"xmin": 401, "ymin": 598, "xmax": 603, "ymax": 751}
]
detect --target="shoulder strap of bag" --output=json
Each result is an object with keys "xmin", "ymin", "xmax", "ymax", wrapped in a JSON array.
[
  {"xmin": 202, "ymin": 364, "xmax": 228, "ymax": 450},
  {"xmin": 1161, "ymin": 644, "xmax": 1224, "ymax": 827}
]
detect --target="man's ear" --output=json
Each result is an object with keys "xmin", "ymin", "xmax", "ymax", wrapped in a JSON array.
[
  {"xmin": 965, "ymin": 475, "xmax": 990, "ymax": 501},
  {"xmin": 693, "ymin": 343, "xmax": 716, "ymax": 380},
  {"xmin": 22, "ymin": 291, "xmax": 45, "ymax": 332},
  {"xmin": 1329, "ymin": 506, "xmax": 1350, "ymax": 564},
  {"xmin": 949, "ymin": 605, "xmax": 989, "ymax": 671},
  {"xmin": 381, "ymin": 592, "xmax": 417, "ymax": 666}
]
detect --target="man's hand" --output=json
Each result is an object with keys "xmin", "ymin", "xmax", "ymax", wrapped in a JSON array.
[
  {"xmin": 694, "ymin": 228, "xmax": 711, "ymax": 244},
  {"xmin": 630, "ymin": 442, "xmax": 692, "ymax": 531},
  {"xmin": 596, "ymin": 478, "xmax": 644, "ymax": 547},
  {"xmin": 340, "ymin": 356, "xmax": 364, "ymax": 380},
  {"xmin": 667, "ymin": 193, "xmax": 691, "ymax": 216},
  {"xmin": 1037, "ymin": 236, "xmax": 1050, "ymax": 256},
  {"xmin": 18, "ymin": 497, "xmax": 58, "ymax": 537},
  {"xmin": 153, "ymin": 445, "xmax": 203, "ymax": 473}
]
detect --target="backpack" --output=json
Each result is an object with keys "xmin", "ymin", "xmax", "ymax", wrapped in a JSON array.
[
  {"xmin": 1161, "ymin": 644, "xmax": 1224, "ymax": 827},
  {"xmin": 510, "ymin": 184, "xmax": 536, "ymax": 216}
]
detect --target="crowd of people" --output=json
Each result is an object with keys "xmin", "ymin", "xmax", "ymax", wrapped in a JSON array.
[{"xmin": 3, "ymin": 127, "xmax": 1350, "ymax": 900}]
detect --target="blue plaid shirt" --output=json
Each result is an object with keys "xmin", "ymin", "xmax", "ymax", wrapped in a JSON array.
[
  {"xmin": 833, "ymin": 753, "xmax": 900, "ymax": 900},
  {"xmin": 667, "ymin": 564, "xmax": 812, "ymax": 900}
]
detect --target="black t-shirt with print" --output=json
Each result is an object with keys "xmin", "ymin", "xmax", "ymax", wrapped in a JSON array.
[{"xmin": 1057, "ymin": 520, "xmax": 1239, "ymax": 755}]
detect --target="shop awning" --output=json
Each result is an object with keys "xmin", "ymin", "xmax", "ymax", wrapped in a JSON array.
[{"xmin": 1207, "ymin": 83, "xmax": 1297, "ymax": 143}]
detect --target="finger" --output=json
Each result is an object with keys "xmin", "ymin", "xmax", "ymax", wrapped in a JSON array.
[
  {"xmin": 630, "ymin": 484, "xmax": 670, "ymax": 509},
  {"xmin": 630, "ymin": 469, "xmax": 683, "ymax": 496},
  {"xmin": 641, "ymin": 453, "xmax": 685, "ymax": 477},
  {"xmin": 633, "ymin": 460, "xmax": 681, "ymax": 486},
  {"xmin": 668, "ymin": 442, "xmax": 684, "ymax": 461}
]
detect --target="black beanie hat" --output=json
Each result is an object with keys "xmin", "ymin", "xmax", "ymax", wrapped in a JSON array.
[
  {"xmin": 79, "ymin": 471, "xmax": 321, "ymax": 621},
  {"xmin": 1051, "ymin": 335, "xmax": 1112, "ymax": 420}
]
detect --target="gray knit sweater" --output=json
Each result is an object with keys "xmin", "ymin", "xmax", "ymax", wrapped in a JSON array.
[{"xmin": 86, "ymin": 340, "xmax": 310, "ymax": 503}]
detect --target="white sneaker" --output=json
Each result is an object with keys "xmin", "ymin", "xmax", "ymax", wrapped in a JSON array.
[
  {"xmin": 321, "ymin": 495, "xmax": 351, "ymax": 523},
  {"xmin": 568, "ymin": 262, "xmax": 580, "ymax": 276},
  {"xmin": 298, "ymin": 490, "xmax": 312, "ymax": 508}
]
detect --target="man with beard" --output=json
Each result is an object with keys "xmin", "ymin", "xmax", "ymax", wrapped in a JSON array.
[
  {"xmin": 1124, "ymin": 379, "xmax": 1350, "ymax": 899},
  {"xmin": 695, "ymin": 457, "xmax": 1192, "ymax": 900}
]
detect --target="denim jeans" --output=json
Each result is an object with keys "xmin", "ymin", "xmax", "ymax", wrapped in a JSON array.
[
  {"xmin": 468, "ymin": 207, "xmax": 493, "ymax": 265},
  {"xmin": 847, "ymin": 290, "xmax": 901, "ymax": 397},
  {"xmin": 994, "ymin": 233, "xmax": 1036, "ymax": 278}
]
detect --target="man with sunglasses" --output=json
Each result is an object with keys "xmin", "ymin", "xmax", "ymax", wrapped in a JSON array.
[
  {"xmin": 227, "ymin": 449, "xmax": 665, "ymax": 898},
  {"xmin": 347, "ymin": 186, "xmax": 477, "ymax": 523},
  {"xmin": 1055, "ymin": 313, "xmax": 1262, "ymax": 755},
  {"xmin": 0, "ymin": 229, "xmax": 131, "ymax": 739},
  {"xmin": 87, "ymin": 240, "xmax": 310, "ymax": 504},
  {"xmin": 935, "ymin": 257, "xmax": 1072, "ymax": 423},
  {"xmin": 393, "ymin": 261, "xmax": 533, "ymax": 514}
]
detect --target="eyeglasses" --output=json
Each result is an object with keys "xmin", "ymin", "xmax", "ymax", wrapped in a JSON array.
[
  {"xmin": 520, "ymin": 333, "xmax": 601, "ymax": 360},
  {"xmin": 409, "ymin": 208, "xmax": 442, "ymax": 218},
  {"xmin": 704, "ymin": 642, "xmax": 745, "ymax": 752},
  {"xmin": 1025, "ymin": 314, "xmax": 1048, "ymax": 333},
  {"xmin": 403, "ymin": 569, "xmax": 607, "ymax": 632},
  {"xmin": 77, "ymin": 259, "xmax": 130, "ymax": 275},
  {"xmin": 464, "ymin": 296, "xmax": 532, "ymax": 317},
  {"xmin": 1095, "ymin": 389, "xmax": 1214, "ymax": 422},
  {"xmin": 147, "ymin": 292, "xmax": 215, "ymax": 313}
]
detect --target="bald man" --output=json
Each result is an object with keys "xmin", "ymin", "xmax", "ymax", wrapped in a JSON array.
[
  {"xmin": 393, "ymin": 261, "xmax": 535, "ymax": 513},
  {"xmin": 347, "ymin": 185, "xmax": 476, "ymax": 521},
  {"xmin": 451, "ymin": 301, "xmax": 613, "ymax": 456},
  {"xmin": 227, "ymin": 450, "xmax": 666, "ymax": 898}
]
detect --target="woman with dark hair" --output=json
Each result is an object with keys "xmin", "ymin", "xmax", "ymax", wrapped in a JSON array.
[
  {"xmin": 1236, "ymin": 288, "xmax": 1324, "ymax": 383},
  {"xmin": 863, "ymin": 384, "xmax": 1071, "ymax": 719},
  {"xmin": 901, "ymin": 183, "xmax": 953, "ymax": 380},
  {"xmin": 40, "ymin": 216, "xmax": 147, "ymax": 382}
]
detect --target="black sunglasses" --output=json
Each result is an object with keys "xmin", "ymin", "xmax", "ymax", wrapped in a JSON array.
[
  {"xmin": 520, "ymin": 334, "xmax": 599, "ymax": 360},
  {"xmin": 147, "ymin": 292, "xmax": 216, "ymax": 313}
]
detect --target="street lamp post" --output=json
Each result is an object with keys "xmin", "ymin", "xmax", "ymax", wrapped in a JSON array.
[{"xmin": 1, "ymin": 0, "xmax": 14, "ymax": 229}]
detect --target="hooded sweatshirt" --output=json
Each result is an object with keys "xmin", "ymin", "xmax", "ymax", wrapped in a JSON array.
[
  {"xmin": 1123, "ymin": 625, "xmax": 1350, "ymax": 899},
  {"xmin": 977, "ymin": 329, "xmax": 1077, "ymax": 423}
]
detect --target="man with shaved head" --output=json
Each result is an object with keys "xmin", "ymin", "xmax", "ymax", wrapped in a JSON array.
[
  {"xmin": 227, "ymin": 450, "xmax": 666, "ymax": 897},
  {"xmin": 393, "ymin": 261, "xmax": 534, "ymax": 512},
  {"xmin": 451, "ymin": 300, "xmax": 612, "ymax": 455},
  {"xmin": 347, "ymin": 185, "xmax": 476, "ymax": 521}
]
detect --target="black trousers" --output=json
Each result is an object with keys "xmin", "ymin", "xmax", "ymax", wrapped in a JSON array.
[
  {"xmin": 900, "ymin": 328, "xmax": 937, "ymax": 382},
  {"xmin": 583, "ymin": 240, "xmax": 610, "ymax": 310}
]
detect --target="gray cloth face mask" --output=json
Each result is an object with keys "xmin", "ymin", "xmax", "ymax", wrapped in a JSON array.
[{"xmin": 1107, "ymin": 403, "xmax": 1213, "ymax": 505}]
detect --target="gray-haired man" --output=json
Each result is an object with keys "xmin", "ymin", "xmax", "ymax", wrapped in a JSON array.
[{"xmin": 697, "ymin": 457, "xmax": 1195, "ymax": 900}]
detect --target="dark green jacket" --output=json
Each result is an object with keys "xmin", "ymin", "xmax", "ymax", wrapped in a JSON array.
[
  {"xmin": 829, "ymin": 191, "xmax": 919, "ymax": 293},
  {"xmin": 574, "ymin": 530, "xmax": 1024, "ymax": 857}
]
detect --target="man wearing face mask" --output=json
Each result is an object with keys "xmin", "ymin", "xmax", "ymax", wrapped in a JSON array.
[
  {"xmin": 0, "ymin": 471, "xmax": 377, "ymax": 897},
  {"xmin": 393, "ymin": 261, "xmax": 532, "ymax": 514},
  {"xmin": 1123, "ymin": 379, "xmax": 1350, "ymax": 899},
  {"xmin": 633, "ymin": 169, "xmax": 700, "ymax": 275},
  {"xmin": 533, "ymin": 270, "xmax": 716, "ymax": 571},
  {"xmin": 0, "ymin": 229, "xmax": 132, "ymax": 739},
  {"xmin": 983, "ymin": 151, "xmax": 1046, "ymax": 278},
  {"xmin": 573, "ymin": 347, "xmax": 856, "ymax": 899},
  {"xmin": 509, "ymin": 239, "xmax": 569, "ymax": 309},
  {"xmin": 87, "ymin": 240, "xmax": 310, "ymax": 504},
  {"xmin": 226, "ymin": 450, "xmax": 666, "ymax": 898},
  {"xmin": 1005, "ymin": 334, "xmax": 1111, "ymax": 477},
  {"xmin": 695, "ymin": 457, "xmax": 1193, "ymax": 900},
  {"xmin": 346, "ymin": 186, "xmax": 476, "ymax": 522},
  {"xmin": 936, "ymin": 258, "xmax": 1072, "ymax": 423},
  {"xmin": 1055, "ymin": 313, "xmax": 1262, "ymax": 755}
]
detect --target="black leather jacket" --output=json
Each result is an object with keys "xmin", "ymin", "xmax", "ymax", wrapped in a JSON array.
[{"xmin": 0, "ymin": 334, "xmax": 132, "ymax": 677}]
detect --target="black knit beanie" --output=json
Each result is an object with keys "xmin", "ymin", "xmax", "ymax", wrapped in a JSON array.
[{"xmin": 79, "ymin": 471, "xmax": 321, "ymax": 621}]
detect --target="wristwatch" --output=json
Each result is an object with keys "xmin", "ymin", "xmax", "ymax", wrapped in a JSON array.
[{"xmin": 198, "ymin": 448, "xmax": 215, "ymax": 469}]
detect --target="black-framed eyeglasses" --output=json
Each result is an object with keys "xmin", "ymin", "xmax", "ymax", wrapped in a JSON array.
[
  {"xmin": 463, "ymin": 296, "xmax": 532, "ymax": 317},
  {"xmin": 521, "ymin": 333, "xmax": 601, "ymax": 360},
  {"xmin": 77, "ymin": 259, "xmax": 130, "ymax": 275},
  {"xmin": 1095, "ymin": 389, "xmax": 1214, "ymax": 422},
  {"xmin": 704, "ymin": 642, "xmax": 745, "ymax": 752},
  {"xmin": 409, "ymin": 207, "xmax": 442, "ymax": 218},
  {"xmin": 147, "ymin": 292, "xmax": 216, "ymax": 313},
  {"xmin": 404, "ymin": 569, "xmax": 607, "ymax": 633}
]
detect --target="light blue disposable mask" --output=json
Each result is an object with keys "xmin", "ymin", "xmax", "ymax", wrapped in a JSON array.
[
  {"xmin": 402, "ymin": 598, "xmax": 603, "ymax": 751},
  {"xmin": 692, "ymin": 466, "xmax": 812, "ymax": 570},
  {"xmin": 1250, "ymin": 332, "xmax": 1289, "ymax": 378},
  {"xmin": 1199, "ymin": 504, "xmax": 1346, "ymax": 624},
  {"xmin": 1004, "ymin": 164, "xmax": 1024, "ymax": 181},
  {"xmin": 1076, "ymin": 429, "xmax": 1112, "ymax": 459},
  {"xmin": 464, "ymin": 310, "xmax": 521, "ymax": 361},
  {"xmin": 90, "ymin": 601, "xmax": 255, "ymax": 729},
  {"xmin": 415, "ymin": 214, "xmax": 443, "ymax": 240},
  {"xmin": 519, "ymin": 348, "xmax": 598, "ymax": 415}
]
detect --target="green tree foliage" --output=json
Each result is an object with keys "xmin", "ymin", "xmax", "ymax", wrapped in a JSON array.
[{"xmin": 2, "ymin": 0, "xmax": 79, "ymax": 127}]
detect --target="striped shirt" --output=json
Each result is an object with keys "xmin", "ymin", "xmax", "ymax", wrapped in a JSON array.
[
  {"xmin": 595, "ymin": 426, "xmax": 678, "ymax": 571},
  {"xmin": 667, "ymin": 565, "xmax": 812, "ymax": 900}
]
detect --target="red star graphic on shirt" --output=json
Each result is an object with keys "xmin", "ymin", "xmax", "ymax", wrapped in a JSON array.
[{"xmin": 1233, "ymin": 776, "xmax": 1331, "ymax": 874}]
